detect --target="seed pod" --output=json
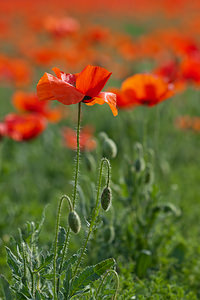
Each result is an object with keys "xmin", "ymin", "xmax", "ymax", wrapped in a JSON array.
[
  {"xmin": 134, "ymin": 157, "xmax": 145, "ymax": 172},
  {"xmin": 68, "ymin": 211, "xmax": 81, "ymax": 234},
  {"xmin": 101, "ymin": 186, "xmax": 112, "ymax": 211},
  {"xmin": 103, "ymin": 138, "xmax": 117, "ymax": 159}
]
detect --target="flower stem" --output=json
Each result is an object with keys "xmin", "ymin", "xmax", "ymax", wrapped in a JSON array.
[
  {"xmin": 73, "ymin": 158, "xmax": 110, "ymax": 279},
  {"xmin": 53, "ymin": 196, "xmax": 64, "ymax": 300},
  {"xmin": 72, "ymin": 101, "xmax": 81, "ymax": 209},
  {"xmin": 96, "ymin": 270, "xmax": 119, "ymax": 300},
  {"xmin": 56, "ymin": 227, "xmax": 70, "ymax": 294},
  {"xmin": 53, "ymin": 195, "xmax": 72, "ymax": 299}
]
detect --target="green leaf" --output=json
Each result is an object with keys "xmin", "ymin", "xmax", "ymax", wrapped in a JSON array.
[
  {"xmin": 57, "ymin": 227, "xmax": 66, "ymax": 256},
  {"xmin": 0, "ymin": 275, "xmax": 13, "ymax": 300},
  {"xmin": 70, "ymin": 258, "xmax": 115, "ymax": 297},
  {"xmin": 62, "ymin": 254, "xmax": 78, "ymax": 273},
  {"xmin": 94, "ymin": 258, "xmax": 115, "ymax": 276},
  {"xmin": 169, "ymin": 242, "xmax": 187, "ymax": 264},
  {"xmin": 6, "ymin": 247, "xmax": 22, "ymax": 277},
  {"xmin": 135, "ymin": 250, "xmax": 152, "ymax": 278},
  {"xmin": 63, "ymin": 264, "xmax": 72, "ymax": 299},
  {"xmin": 34, "ymin": 254, "xmax": 53, "ymax": 273}
]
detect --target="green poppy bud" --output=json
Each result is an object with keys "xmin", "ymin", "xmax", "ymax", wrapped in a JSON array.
[
  {"xmin": 68, "ymin": 211, "xmax": 81, "ymax": 234},
  {"xmin": 103, "ymin": 138, "xmax": 117, "ymax": 159},
  {"xmin": 134, "ymin": 142, "xmax": 143, "ymax": 157},
  {"xmin": 99, "ymin": 131, "xmax": 108, "ymax": 142},
  {"xmin": 134, "ymin": 157, "xmax": 145, "ymax": 172},
  {"xmin": 101, "ymin": 186, "xmax": 112, "ymax": 211}
]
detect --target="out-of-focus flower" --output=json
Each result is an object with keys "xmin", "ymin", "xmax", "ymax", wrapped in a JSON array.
[
  {"xmin": 112, "ymin": 73, "xmax": 174, "ymax": 109},
  {"xmin": 62, "ymin": 126, "xmax": 96, "ymax": 151},
  {"xmin": 12, "ymin": 91, "xmax": 62, "ymax": 123},
  {"xmin": 37, "ymin": 65, "xmax": 118, "ymax": 116},
  {"xmin": 44, "ymin": 16, "xmax": 80, "ymax": 38},
  {"xmin": 175, "ymin": 116, "xmax": 200, "ymax": 132},
  {"xmin": 180, "ymin": 57, "xmax": 200, "ymax": 86},
  {"xmin": 109, "ymin": 88, "xmax": 137, "ymax": 109},
  {"xmin": 84, "ymin": 26, "xmax": 110, "ymax": 44},
  {"xmin": 154, "ymin": 60, "xmax": 186, "ymax": 92},
  {"xmin": 120, "ymin": 73, "xmax": 174, "ymax": 106},
  {"xmin": 0, "ymin": 55, "xmax": 32, "ymax": 87},
  {"xmin": 1, "ymin": 113, "xmax": 47, "ymax": 141}
]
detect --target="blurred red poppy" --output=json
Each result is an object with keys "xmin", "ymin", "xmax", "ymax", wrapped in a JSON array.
[
  {"xmin": 154, "ymin": 60, "xmax": 186, "ymax": 92},
  {"xmin": 180, "ymin": 57, "xmax": 200, "ymax": 86},
  {"xmin": 12, "ymin": 91, "xmax": 62, "ymax": 123},
  {"xmin": 37, "ymin": 65, "xmax": 118, "ymax": 116},
  {"xmin": 44, "ymin": 16, "xmax": 80, "ymax": 38},
  {"xmin": 63, "ymin": 126, "xmax": 96, "ymax": 151},
  {"xmin": 121, "ymin": 74, "xmax": 174, "ymax": 106},
  {"xmin": 109, "ymin": 88, "xmax": 137, "ymax": 109},
  {"xmin": 2, "ymin": 113, "xmax": 47, "ymax": 141},
  {"xmin": 175, "ymin": 116, "xmax": 200, "ymax": 132}
]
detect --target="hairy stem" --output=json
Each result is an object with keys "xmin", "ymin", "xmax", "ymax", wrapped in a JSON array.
[
  {"xmin": 56, "ymin": 227, "xmax": 70, "ymax": 294},
  {"xmin": 73, "ymin": 158, "xmax": 111, "ymax": 279},
  {"xmin": 53, "ymin": 195, "xmax": 72, "ymax": 299},
  {"xmin": 96, "ymin": 270, "xmax": 119, "ymax": 300},
  {"xmin": 72, "ymin": 101, "xmax": 82, "ymax": 208}
]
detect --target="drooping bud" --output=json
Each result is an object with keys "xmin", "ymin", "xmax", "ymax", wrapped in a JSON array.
[
  {"xmin": 99, "ymin": 131, "xmax": 108, "ymax": 142},
  {"xmin": 101, "ymin": 186, "xmax": 112, "ymax": 211},
  {"xmin": 103, "ymin": 138, "xmax": 117, "ymax": 159},
  {"xmin": 68, "ymin": 211, "xmax": 81, "ymax": 234},
  {"xmin": 134, "ymin": 142, "xmax": 143, "ymax": 157},
  {"xmin": 134, "ymin": 157, "xmax": 145, "ymax": 172}
]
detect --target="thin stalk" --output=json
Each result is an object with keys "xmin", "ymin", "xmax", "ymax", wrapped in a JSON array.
[
  {"xmin": 53, "ymin": 195, "xmax": 72, "ymax": 299},
  {"xmin": 96, "ymin": 270, "xmax": 119, "ymax": 300},
  {"xmin": 31, "ymin": 272, "xmax": 36, "ymax": 298},
  {"xmin": 72, "ymin": 102, "xmax": 82, "ymax": 208},
  {"xmin": 56, "ymin": 227, "xmax": 70, "ymax": 294},
  {"xmin": 73, "ymin": 158, "xmax": 110, "ymax": 279},
  {"xmin": 22, "ymin": 242, "xmax": 27, "ymax": 284}
]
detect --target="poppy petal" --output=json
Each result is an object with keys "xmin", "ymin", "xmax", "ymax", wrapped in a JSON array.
[
  {"xmin": 76, "ymin": 65, "xmax": 112, "ymax": 97},
  {"xmin": 85, "ymin": 92, "xmax": 118, "ymax": 116},
  {"xmin": 52, "ymin": 67, "xmax": 76, "ymax": 85},
  {"xmin": 37, "ymin": 72, "xmax": 84, "ymax": 105}
]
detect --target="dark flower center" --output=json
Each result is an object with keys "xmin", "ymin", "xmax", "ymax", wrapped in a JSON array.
[{"xmin": 82, "ymin": 95, "xmax": 92, "ymax": 103}]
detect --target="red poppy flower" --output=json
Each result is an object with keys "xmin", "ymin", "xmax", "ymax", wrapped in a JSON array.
[
  {"xmin": 180, "ymin": 57, "xmax": 200, "ymax": 86},
  {"xmin": 12, "ymin": 91, "xmax": 62, "ymax": 123},
  {"xmin": 2, "ymin": 113, "xmax": 47, "ymax": 141},
  {"xmin": 109, "ymin": 88, "xmax": 137, "ymax": 109},
  {"xmin": 121, "ymin": 74, "xmax": 174, "ymax": 106},
  {"xmin": 37, "ymin": 65, "xmax": 118, "ymax": 116},
  {"xmin": 63, "ymin": 126, "xmax": 96, "ymax": 151},
  {"xmin": 154, "ymin": 60, "xmax": 186, "ymax": 92},
  {"xmin": 44, "ymin": 16, "xmax": 80, "ymax": 38},
  {"xmin": 175, "ymin": 116, "xmax": 200, "ymax": 132}
]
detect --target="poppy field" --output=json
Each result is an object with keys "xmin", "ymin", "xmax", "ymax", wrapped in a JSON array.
[{"xmin": 0, "ymin": 0, "xmax": 200, "ymax": 299}]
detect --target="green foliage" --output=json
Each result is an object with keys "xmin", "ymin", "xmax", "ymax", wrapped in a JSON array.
[{"xmin": 0, "ymin": 216, "xmax": 117, "ymax": 299}]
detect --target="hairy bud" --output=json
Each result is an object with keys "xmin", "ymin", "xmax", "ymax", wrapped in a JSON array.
[
  {"xmin": 68, "ymin": 211, "xmax": 81, "ymax": 234},
  {"xmin": 101, "ymin": 186, "xmax": 112, "ymax": 211},
  {"xmin": 103, "ymin": 138, "xmax": 117, "ymax": 159}
]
